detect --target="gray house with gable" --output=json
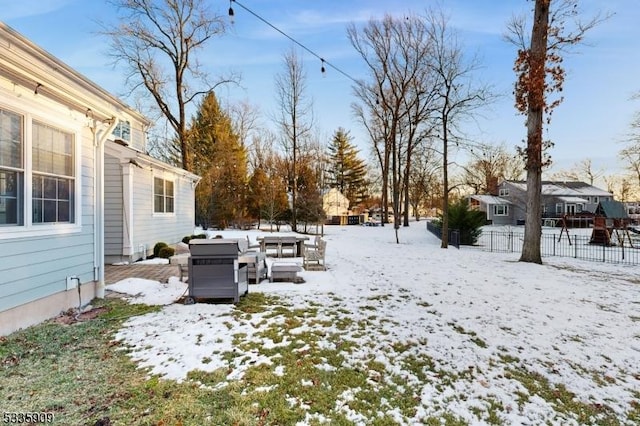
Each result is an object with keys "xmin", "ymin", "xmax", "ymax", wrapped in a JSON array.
[{"xmin": 493, "ymin": 180, "xmax": 613, "ymax": 226}]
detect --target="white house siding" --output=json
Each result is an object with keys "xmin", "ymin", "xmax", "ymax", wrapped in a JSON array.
[{"xmin": 104, "ymin": 152, "xmax": 124, "ymax": 263}]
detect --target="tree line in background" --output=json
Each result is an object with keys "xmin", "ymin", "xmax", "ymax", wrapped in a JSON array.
[{"xmin": 103, "ymin": 0, "xmax": 638, "ymax": 264}]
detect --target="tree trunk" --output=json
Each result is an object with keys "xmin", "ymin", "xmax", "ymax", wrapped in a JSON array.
[
  {"xmin": 381, "ymin": 150, "xmax": 390, "ymax": 226},
  {"xmin": 441, "ymin": 107, "xmax": 449, "ymax": 249},
  {"xmin": 403, "ymin": 155, "xmax": 411, "ymax": 227},
  {"xmin": 519, "ymin": 0, "xmax": 550, "ymax": 264},
  {"xmin": 392, "ymin": 131, "xmax": 401, "ymax": 243}
]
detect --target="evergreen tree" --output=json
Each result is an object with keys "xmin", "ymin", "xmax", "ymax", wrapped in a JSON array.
[
  {"xmin": 187, "ymin": 92, "xmax": 248, "ymax": 228},
  {"xmin": 325, "ymin": 128, "xmax": 369, "ymax": 207}
]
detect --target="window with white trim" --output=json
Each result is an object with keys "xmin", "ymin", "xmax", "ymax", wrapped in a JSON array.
[
  {"xmin": 0, "ymin": 109, "xmax": 23, "ymax": 225},
  {"xmin": 556, "ymin": 203, "xmax": 563, "ymax": 214},
  {"xmin": 0, "ymin": 107, "xmax": 76, "ymax": 227},
  {"xmin": 154, "ymin": 177, "xmax": 174, "ymax": 213},
  {"xmin": 498, "ymin": 188, "xmax": 509, "ymax": 197},
  {"xmin": 32, "ymin": 121, "xmax": 75, "ymax": 223},
  {"xmin": 493, "ymin": 204, "xmax": 508, "ymax": 216},
  {"xmin": 112, "ymin": 120, "xmax": 130, "ymax": 142}
]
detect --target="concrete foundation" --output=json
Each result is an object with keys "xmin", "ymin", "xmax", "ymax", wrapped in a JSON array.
[{"xmin": 0, "ymin": 281, "xmax": 98, "ymax": 336}]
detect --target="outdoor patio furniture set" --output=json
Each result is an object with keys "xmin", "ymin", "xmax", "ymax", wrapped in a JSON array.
[{"xmin": 169, "ymin": 234, "xmax": 327, "ymax": 303}]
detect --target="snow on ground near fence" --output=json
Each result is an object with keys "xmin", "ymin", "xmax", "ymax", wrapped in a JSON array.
[{"xmin": 106, "ymin": 224, "xmax": 640, "ymax": 424}]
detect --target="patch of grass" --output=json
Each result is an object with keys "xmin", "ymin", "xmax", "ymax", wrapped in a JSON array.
[
  {"xmin": 2, "ymin": 292, "xmax": 635, "ymax": 425},
  {"xmin": 448, "ymin": 322, "xmax": 487, "ymax": 348},
  {"xmin": 506, "ymin": 366, "xmax": 621, "ymax": 425}
]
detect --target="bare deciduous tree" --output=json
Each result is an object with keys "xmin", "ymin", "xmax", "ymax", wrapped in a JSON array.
[
  {"xmin": 274, "ymin": 47, "xmax": 315, "ymax": 232},
  {"xmin": 550, "ymin": 158, "xmax": 603, "ymax": 185},
  {"xmin": 506, "ymin": 0, "xmax": 606, "ymax": 263},
  {"xmin": 464, "ymin": 143, "xmax": 523, "ymax": 194},
  {"xmin": 426, "ymin": 9, "xmax": 494, "ymax": 248},
  {"xmin": 348, "ymin": 13, "xmax": 437, "ymax": 243},
  {"xmin": 101, "ymin": 0, "xmax": 232, "ymax": 171}
]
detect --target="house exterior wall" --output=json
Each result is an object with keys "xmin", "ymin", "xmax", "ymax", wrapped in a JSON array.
[
  {"xmin": 103, "ymin": 143, "xmax": 198, "ymax": 264},
  {"xmin": 0, "ymin": 86, "xmax": 98, "ymax": 335},
  {"xmin": 469, "ymin": 196, "xmax": 515, "ymax": 225},
  {"xmin": 498, "ymin": 180, "xmax": 613, "ymax": 226},
  {"xmin": 323, "ymin": 188, "xmax": 349, "ymax": 217},
  {"xmin": 130, "ymin": 165, "xmax": 196, "ymax": 261},
  {"xmin": 104, "ymin": 152, "xmax": 124, "ymax": 262},
  {"xmin": 0, "ymin": 22, "xmax": 151, "ymax": 335}
]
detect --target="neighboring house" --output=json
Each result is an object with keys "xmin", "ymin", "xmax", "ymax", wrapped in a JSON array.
[
  {"xmin": 0, "ymin": 23, "xmax": 198, "ymax": 335},
  {"xmin": 623, "ymin": 201, "xmax": 640, "ymax": 224},
  {"xmin": 495, "ymin": 180, "xmax": 613, "ymax": 225},
  {"xmin": 468, "ymin": 195, "xmax": 513, "ymax": 225},
  {"xmin": 323, "ymin": 188, "xmax": 349, "ymax": 217}
]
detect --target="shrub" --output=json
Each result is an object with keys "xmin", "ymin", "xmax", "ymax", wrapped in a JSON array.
[
  {"xmin": 435, "ymin": 199, "xmax": 486, "ymax": 245},
  {"xmin": 153, "ymin": 242, "xmax": 168, "ymax": 257},
  {"xmin": 182, "ymin": 236, "xmax": 192, "ymax": 244},
  {"xmin": 158, "ymin": 246, "xmax": 175, "ymax": 258},
  {"xmin": 192, "ymin": 234, "xmax": 207, "ymax": 239}
]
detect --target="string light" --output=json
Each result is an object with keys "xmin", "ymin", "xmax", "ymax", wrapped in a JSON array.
[
  {"xmin": 228, "ymin": 0, "xmax": 235, "ymax": 24},
  {"xmin": 229, "ymin": 0, "xmax": 359, "ymax": 85}
]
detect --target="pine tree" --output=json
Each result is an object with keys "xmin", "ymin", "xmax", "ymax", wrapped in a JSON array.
[
  {"xmin": 187, "ymin": 92, "xmax": 247, "ymax": 228},
  {"xmin": 325, "ymin": 128, "xmax": 369, "ymax": 207}
]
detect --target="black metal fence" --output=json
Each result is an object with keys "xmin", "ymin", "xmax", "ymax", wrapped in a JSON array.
[
  {"xmin": 426, "ymin": 221, "xmax": 460, "ymax": 248},
  {"xmin": 472, "ymin": 230, "xmax": 640, "ymax": 265}
]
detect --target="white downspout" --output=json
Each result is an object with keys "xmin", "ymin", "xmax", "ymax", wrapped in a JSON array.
[{"xmin": 94, "ymin": 118, "xmax": 117, "ymax": 298}]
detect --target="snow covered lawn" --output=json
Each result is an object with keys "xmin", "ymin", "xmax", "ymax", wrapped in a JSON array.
[{"xmin": 107, "ymin": 224, "xmax": 640, "ymax": 425}]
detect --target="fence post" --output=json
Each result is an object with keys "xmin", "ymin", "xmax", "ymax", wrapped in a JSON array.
[
  {"xmin": 602, "ymin": 242, "xmax": 605, "ymax": 262},
  {"xmin": 490, "ymin": 231, "xmax": 494, "ymax": 252},
  {"xmin": 553, "ymin": 236, "xmax": 556, "ymax": 256},
  {"xmin": 574, "ymin": 235, "xmax": 577, "ymax": 258}
]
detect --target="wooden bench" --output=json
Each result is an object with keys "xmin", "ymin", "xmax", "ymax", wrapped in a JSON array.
[{"xmin": 303, "ymin": 238, "xmax": 327, "ymax": 271}]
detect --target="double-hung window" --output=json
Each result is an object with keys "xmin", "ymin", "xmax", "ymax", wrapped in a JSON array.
[
  {"xmin": 154, "ymin": 177, "xmax": 174, "ymax": 214},
  {"xmin": 0, "ymin": 105, "xmax": 77, "ymax": 232},
  {"xmin": 32, "ymin": 121, "xmax": 75, "ymax": 223},
  {"xmin": 493, "ymin": 204, "xmax": 508, "ymax": 216}
]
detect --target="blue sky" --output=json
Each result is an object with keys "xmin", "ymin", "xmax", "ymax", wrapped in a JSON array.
[{"xmin": 3, "ymin": 0, "xmax": 640, "ymax": 179}]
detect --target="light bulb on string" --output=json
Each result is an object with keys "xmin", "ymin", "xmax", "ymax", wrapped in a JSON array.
[
  {"xmin": 228, "ymin": 0, "xmax": 235, "ymax": 24},
  {"xmin": 321, "ymin": 59, "xmax": 326, "ymax": 77}
]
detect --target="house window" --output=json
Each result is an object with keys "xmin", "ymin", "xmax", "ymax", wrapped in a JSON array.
[
  {"xmin": 32, "ymin": 121, "xmax": 75, "ymax": 223},
  {"xmin": 0, "ymin": 109, "xmax": 23, "ymax": 225},
  {"xmin": 154, "ymin": 177, "xmax": 174, "ymax": 213},
  {"xmin": 556, "ymin": 203, "xmax": 563, "ymax": 214},
  {"xmin": 0, "ymin": 107, "xmax": 77, "ymax": 229},
  {"xmin": 112, "ymin": 120, "xmax": 131, "ymax": 142},
  {"xmin": 493, "ymin": 204, "xmax": 508, "ymax": 216},
  {"xmin": 499, "ymin": 188, "xmax": 509, "ymax": 197},
  {"xmin": 592, "ymin": 196, "xmax": 598, "ymax": 204}
]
